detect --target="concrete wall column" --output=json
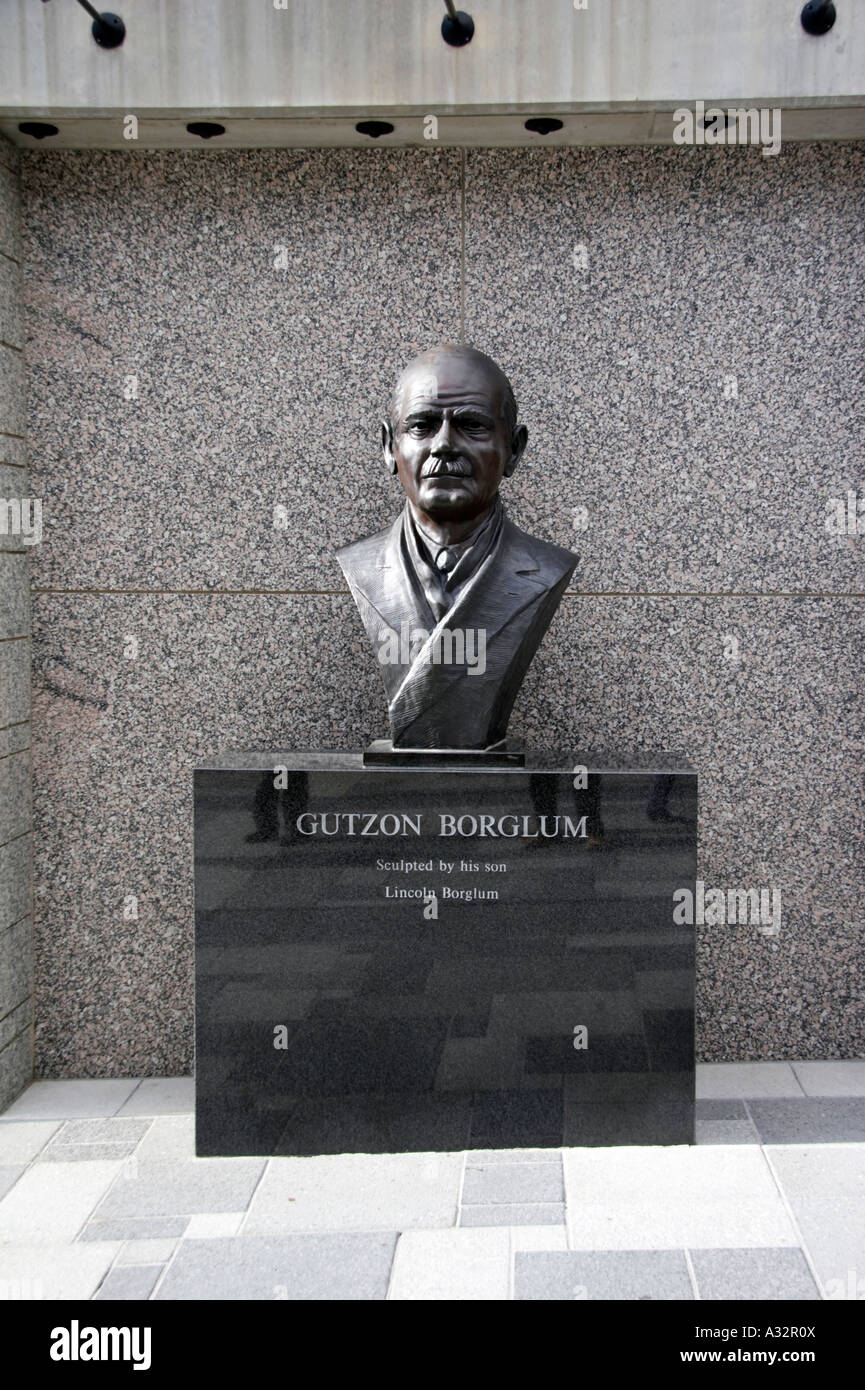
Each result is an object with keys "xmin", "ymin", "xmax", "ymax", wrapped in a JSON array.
[{"xmin": 0, "ymin": 132, "xmax": 33, "ymax": 1109}]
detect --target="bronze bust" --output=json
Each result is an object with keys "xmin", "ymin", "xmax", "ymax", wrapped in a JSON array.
[{"xmin": 337, "ymin": 345, "xmax": 578, "ymax": 750}]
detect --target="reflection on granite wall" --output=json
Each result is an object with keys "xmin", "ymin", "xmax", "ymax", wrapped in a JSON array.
[
  {"xmin": 0, "ymin": 133, "xmax": 33, "ymax": 1107},
  {"xmin": 21, "ymin": 144, "xmax": 864, "ymax": 1075}
]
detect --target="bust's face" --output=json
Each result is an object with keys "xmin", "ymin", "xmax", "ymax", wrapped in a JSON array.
[{"xmin": 385, "ymin": 353, "xmax": 525, "ymax": 526}]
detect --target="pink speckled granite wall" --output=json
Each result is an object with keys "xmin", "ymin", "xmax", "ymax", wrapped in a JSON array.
[{"xmin": 21, "ymin": 144, "xmax": 865, "ymax": 1075}]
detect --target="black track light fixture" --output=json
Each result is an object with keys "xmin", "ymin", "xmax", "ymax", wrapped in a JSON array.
[
  {"xmin": 441, "ymin": 1, "xmax": 474, "ymax": 47},
  {"xmin": 800, "ymin": 1, "xmax": 837, "ymax": 35},
  {"xmin": 75, "ymin": 0, "xmax": 126, "ymax": 48}
]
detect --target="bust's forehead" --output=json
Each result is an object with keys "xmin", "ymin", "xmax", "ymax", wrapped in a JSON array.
[{"xmin": 396, "ymin": 352, "xmax": 505, "ymax": 418}]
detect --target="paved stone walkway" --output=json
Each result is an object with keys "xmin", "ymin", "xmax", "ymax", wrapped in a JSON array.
[{"xmin": 0, "ymin": 1061, "xmax": 863, "ymax": 1300}]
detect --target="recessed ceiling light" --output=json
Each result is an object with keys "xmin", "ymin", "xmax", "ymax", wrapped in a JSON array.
[
  {"xmin": 355, "ymin": 121, "xmax": 395, "ymax": 139},
  {"xmin": 18, "ymin": 122, "xmax": 59, "ymax": 140},
  {"xmin": 186, "ymin": 123, "xmax": 226, "ymax": 140},
  {"xmin": 525, "ymin": 118, "xmax": 564, "ymax": 136}
]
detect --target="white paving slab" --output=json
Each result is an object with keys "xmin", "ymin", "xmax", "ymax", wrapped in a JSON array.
[
  {"xmin": 0, "ymin": 1243, "xmax": 121, "ymax": 1300},
  {"xmin": 696, "ymin": 1063, "xmax": 804, "ymax": 1099},
  {"xmin": 117, "ymin": 1078, "xmax": 195, "ymax": 1116},
  {"xmin": 510, "ymin": 1226, "xmax": 569, "ymax": 1252},
  {"xmin": 564, "ymin": 1145, "xmax": 799, "ymax": 1250},
  {"xmin": 0, "ymin": 1120, "xmax": 60, "ymax": 1163},
  {"xmin": 791, "ymin": 1061, "xmax": 865, "ymax": 1097},
  {"xmin": 0, "ymin": 1160, "xmax": 124, "ymax": 1243},
  {"xmin": 765, "ymin": 1144, "xmax": 865, "ymax": 1293},
  {"xmin": 244, "ymin": 1152, "xmax": 463, "ymax": 1234},
  {"xmin": 133, "ymin": 1115, "xmax": 195, "ymax": 1162},
  {"xmin": 0, "ymin": 1080, "xmax": 141, "ymax": 1121},
  {"xmin": 185, "ymin": 1211, "xmax": 246, "ymax": 1239},
  {"xmin": 388, "ymin": 1228, "xmax": 510, "ymax": 1300}
]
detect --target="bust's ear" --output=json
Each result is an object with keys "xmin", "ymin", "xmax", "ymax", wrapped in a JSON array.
[
  {"xmin": 503, "ymin": 423, "xmax": 528, "ymax": 479},
  {"xmin": 381, "ymin": 420, "xmax": 398, "ymax": 476}
]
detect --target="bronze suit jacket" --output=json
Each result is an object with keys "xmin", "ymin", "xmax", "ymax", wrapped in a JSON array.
[{"xmin": 337, "ymin": 507, "xmax": 578, "ymax": 749}]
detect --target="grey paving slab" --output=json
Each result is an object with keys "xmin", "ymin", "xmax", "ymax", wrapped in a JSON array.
[
  {"xmin": 765, "ymin": 1145, "xmax": 865, "ymax": 1292},
  {"xmin": 515, "ymin": 1250, "xmax": 694, "ymax": 1301},
  {"xmin": 690, "ymin": 1247, "xmax": 820, "ymax": 1301},
  {"xmin": 791, "ymin": 1061, "xmax": 865, "ymax": 1098},
  {"xmin": 51, "ymin": 1118, "xmax": 151, "ymax": 1145},
  {"xmin": 244, "ymin": 1153, "xmax": 462, "ymax": 1234},
  {"xmin": 0, "ymin": 1162, "xmax": 23, "ymax": 1199},
  {"xmin": 156, "ymin": 1234, "xmax": 397, "ymax": 1300},
  {"xmin": 37, "ymin": 1142, "xmax": 143, "ymax": 1163},
  {"xmin": 695, "ymin": 1100, "xmax": 759, "ymax": 1143},
  {"xmin": 38, "ymin": 1117, "xmax": 150, "ymax": 1162},
  {"xmin": 93, "ymin": 1265, "xmax": 163, "ymax": 1301},
  {"xmin": 696, "ymin": 1100, "xmax": 749, "ymax": 1120},
  {"xmin": 93, "ymin": 1158, "xmax": 266, "ymax": 1219},
  {"xmin": 696, "ymin": 1120, "xmax": 759, "ymax": 1145},
  {"xmin": 460, "ymin": 1202, "xmax": 566, "ymax": 1226},
  {"xmin": 116, "ymin": 1239, "xmax": 178, "ymax": 1266},
  {"xmin": 0, "ymin": 1079, "xmax": 140, "ymax": 1121},
  {"xmin": 117, "ymin": 1078, "xmax": 194, "ymax": 1116},
  {"xmin": 79, "ymin": 1216, "xmax": 190, "ymax": 1242},
  {"xmin": 747, "ymin": 1098, "xmax": 865, "ymax": 1144},
  {"xmin": 462, "ymin": 1161, "xmax": 564, "ymax": 1205},
  {"xmin": 0, "ymin": 1159, "xmax": 123, "ymax": 1242},
  {"xmin": 696, "ymin": 1063, "xmax": 804, "ymax": 1099}
]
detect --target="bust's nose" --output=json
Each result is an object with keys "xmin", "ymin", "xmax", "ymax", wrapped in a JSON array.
[{"xmin": 430, "ymin": 414, "xmax": 458, "ymax": 455}]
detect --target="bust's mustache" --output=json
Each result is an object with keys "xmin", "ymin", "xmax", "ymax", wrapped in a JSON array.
[{"xmin": 420, "ymin": 457, "xmax": 473, "ymax": 479}]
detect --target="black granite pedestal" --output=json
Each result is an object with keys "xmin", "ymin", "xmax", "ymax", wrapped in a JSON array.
[{"xmin": 194, "ymin": 751, "xmax": 696, "ymax": 1156}]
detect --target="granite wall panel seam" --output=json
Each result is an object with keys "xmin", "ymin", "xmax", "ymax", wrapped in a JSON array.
[
  {"xmin": 0, "ymin": 1017, "xmax": 31, "ymax": 1044},
  {"xmin": 0, "ymin": 997, "xmax": 31, "ymax": 1029},
  {"xmin": 26, "ymin": 587, "xmax": 865, "ymax": 598},
  {"xmin": 0, "ymin": 910, "xmax": 32, "ymax": 938}
]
